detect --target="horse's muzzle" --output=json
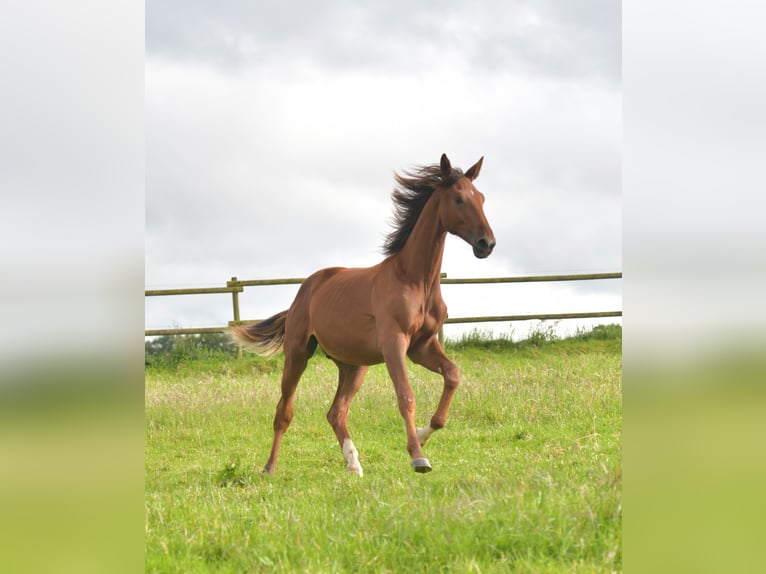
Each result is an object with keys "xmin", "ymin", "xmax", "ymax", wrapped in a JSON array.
[{"xmin": 473, "ymin": 237, "xmax": 496, "ymax": 258}]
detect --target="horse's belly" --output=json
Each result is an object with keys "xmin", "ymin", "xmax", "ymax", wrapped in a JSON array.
[
  {"xmin": 314, "ymin": 325, "xmax": 383, "ymax": 366},
  {"xmin": 308, "ymin": 267, "xmax": 384, "ymax": 365}
]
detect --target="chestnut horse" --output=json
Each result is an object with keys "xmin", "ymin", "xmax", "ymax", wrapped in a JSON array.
[{"xmin": 230, "ymin": 154, "xmax": 495, "ymax": 475}]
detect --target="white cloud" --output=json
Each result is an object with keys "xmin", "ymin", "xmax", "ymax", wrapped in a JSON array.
[{"xmin": 145, "ymin": 1, "xmax": 622, "ymax": 336}]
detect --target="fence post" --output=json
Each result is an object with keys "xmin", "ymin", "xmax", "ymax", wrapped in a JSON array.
[{"xmin": 229, "ymin": 277, "xmax": 242, "ymax": 359}]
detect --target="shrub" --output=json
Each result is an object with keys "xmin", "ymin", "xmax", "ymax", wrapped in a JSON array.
[{"xmin": 145, "ymin": 333, "xmax": 237, "ymax": 368}]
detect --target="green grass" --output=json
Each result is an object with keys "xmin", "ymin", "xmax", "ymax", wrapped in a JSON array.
[{"xmin": 146, "ymin": 327, "xmax": 622, "ymax": 573}]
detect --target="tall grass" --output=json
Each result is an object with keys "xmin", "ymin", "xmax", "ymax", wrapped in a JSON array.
[{"xmin": 146, "ymin": 326, "xmax": 621, "ymax": 572}]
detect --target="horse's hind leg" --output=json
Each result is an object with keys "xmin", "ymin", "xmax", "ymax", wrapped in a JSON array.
[
  {"xmin": 327, "ymin": 362, "xmax": 368, "ymax": 476},
  {"xmin": 408, "ymin": 336, "xmax": 460, "ymax": 447},
  {"xmin": 262, "ymin": 336, "xmax": 317, "ymax": 475}
]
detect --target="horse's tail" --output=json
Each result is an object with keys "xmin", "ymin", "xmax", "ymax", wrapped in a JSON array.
[{"xmin": 228, "ymin": 310, "xmax": 288, "ymax": 356}]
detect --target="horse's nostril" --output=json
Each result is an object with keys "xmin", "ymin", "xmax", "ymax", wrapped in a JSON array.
[{"xmin": 478, "ymin": 238, "xmax": 488, "ymax": 251}]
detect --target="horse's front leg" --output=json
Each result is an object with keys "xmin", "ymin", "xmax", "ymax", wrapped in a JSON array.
[
  {"xmin": 381, "ymin": 332, "xmax": 432, "ymax": 473},
  {"xmin": 408, "ymin": 336, "xmax": 460, "ymax": 447}
]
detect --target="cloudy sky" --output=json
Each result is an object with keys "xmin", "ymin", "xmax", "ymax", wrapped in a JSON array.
[{"xmin": 145, "ymin": 0, "xmax": 622, "ymax": 339}]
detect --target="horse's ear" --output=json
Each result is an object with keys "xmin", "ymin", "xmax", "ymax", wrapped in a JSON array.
[
  {"xmin": 440, "ymin": 153, "xmax": 452, "ymax": 179},
  {"xmin": 465, "ymin": 156, "xmax": 484, "ymax": 181}
]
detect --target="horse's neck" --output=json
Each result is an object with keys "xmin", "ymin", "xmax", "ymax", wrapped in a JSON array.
[{"xmin": 395, "ymin": 196, "xmax": 446, "ymax": 291}]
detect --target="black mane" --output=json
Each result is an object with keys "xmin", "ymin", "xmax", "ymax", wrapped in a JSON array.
[{"xmin": 382, "ymin": 163, "xmax": 463, "ymax": 255}]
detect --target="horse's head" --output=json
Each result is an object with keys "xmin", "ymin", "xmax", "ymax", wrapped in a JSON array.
[{"xmin": 438, "ymin": 154, "xmax": 496, "ymax": 258}]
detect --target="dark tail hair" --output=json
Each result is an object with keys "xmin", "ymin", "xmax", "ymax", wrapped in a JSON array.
[{"xmin": 228, "ymin": 310, "xmax": 288, "ymax": 356}]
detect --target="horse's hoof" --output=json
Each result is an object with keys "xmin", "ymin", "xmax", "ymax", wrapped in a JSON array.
[
  {"xmin": 346, "ymin": 465, "xmax": 364, "ymax": 477},
  {"xmin": 411, "ymin": 457, "xmax": 432, "ymax": 473}
]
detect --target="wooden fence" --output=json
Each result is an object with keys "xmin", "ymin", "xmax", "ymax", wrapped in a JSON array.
[{"xmin": 145, "ymin": 272, "xmax": 622, "ymax": 341}]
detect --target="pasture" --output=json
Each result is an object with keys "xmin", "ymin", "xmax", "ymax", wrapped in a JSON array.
[{"xmin": 145, "ymin": 327, "xmax": 622, "ymax": 573}]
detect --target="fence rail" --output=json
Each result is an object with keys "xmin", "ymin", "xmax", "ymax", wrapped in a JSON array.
[
  {"xmin": 439, "ymin": 272, "xmax": 622, "ymax": 284},
  {"xmin": 145, "ymin": 272, "xmax": 621, "ymax": 338}
]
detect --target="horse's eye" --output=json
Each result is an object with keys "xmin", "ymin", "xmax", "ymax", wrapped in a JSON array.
[{"xmin": 454, "ymin": 195, "xmax": 464, "ymax": 205}]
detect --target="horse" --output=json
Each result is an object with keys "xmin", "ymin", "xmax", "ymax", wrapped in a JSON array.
[{"xmin": 229, "ymin": 154, "xmax": 496, "ymax": 475}]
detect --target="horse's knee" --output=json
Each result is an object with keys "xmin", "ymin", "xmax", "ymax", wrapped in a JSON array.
[{"xmin": 443, "ymin": 362, "xmax": 460, "ymax": 391}]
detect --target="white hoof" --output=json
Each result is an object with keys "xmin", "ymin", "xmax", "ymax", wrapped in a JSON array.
[
  {"xmin": 346, "ymin": 464, "xmax": 363, "ymax": 477},
  {"xmin": 342, "ymin": 439, "xmax": 364, "ymax": 477}
]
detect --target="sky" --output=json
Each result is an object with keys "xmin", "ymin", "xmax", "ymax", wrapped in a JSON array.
[{"xmin": 145, "ymin": 0, "xmax": 622, "ymax": 340}]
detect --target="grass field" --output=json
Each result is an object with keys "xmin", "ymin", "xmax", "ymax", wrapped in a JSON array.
[{"xmin": 145, "ymin": 326, "xmax": 622, "ymax": 573}]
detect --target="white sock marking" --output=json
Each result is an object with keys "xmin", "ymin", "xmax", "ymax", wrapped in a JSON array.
[
  {"xmin": 417, "ymin": 425, "xmax": 436, "ymax": 446},
  {"xmin": 342, "ymin": 438, "xmax": 363, "ymax": 477}
]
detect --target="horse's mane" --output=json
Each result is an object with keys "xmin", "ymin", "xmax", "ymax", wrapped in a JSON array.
[{"xmin": 382, "ymin": 163, "xmax": 464, "ymax": 255}]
